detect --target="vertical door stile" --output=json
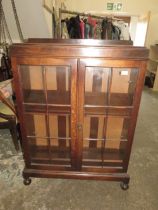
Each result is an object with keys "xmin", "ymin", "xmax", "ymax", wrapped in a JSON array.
[
  {"xmin": 14, "ymin": 59, "xmax": 31, "ymax": 166},
  {"xmin": 42, "ymin": 66, "xmax": 52, "ymax": 162},
  {"xmin": 70, "ymin": 60, "xmax": 78, "ymax": 170},
  {"xmin": 77, "ymin": 60, "xmax": 85, "ymax": 170}
]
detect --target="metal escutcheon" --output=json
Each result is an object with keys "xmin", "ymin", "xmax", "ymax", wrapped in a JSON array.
[{"xmin": 77, "ymin": 123, "xmax": 82, "ymax": 130}]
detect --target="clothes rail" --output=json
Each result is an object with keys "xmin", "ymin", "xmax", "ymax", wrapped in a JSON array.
[
  {"xmin": 59, "ymin": 9, "xmax": 123, "ymax": 38},
  {"xmin": 59, "ymin": 9, "xmax": 106, "ymax": 20}
]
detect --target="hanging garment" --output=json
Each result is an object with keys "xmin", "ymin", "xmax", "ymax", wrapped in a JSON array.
[
  {"xmin": 101, "ymin": 19, "xmax": 108, "ymax": 39},
  {"xmin": 88, "ymin": 16, "xmax": 97, "ymax": 38},
  {"xmin": 80, "ymin": 20, "xmax": 85, "ymax": 39},
  {"xmin": 66, "ymin": 16, "xmax": 81, "ymax": 38},
  {"xmin": 112, "ymin": 25, "xmax": 121, "ymax": 40},
  {"xmin": 95, "ymin": 22, "xmax": 102, "ymax": 39},
  {"xmin": 84, "ymin": 20, "xmax": 91, "ymax": 39},
  {"xmin": 106, "ymin": 20, "xmax": 113, "ymax": 40},
  {"xmin": 113, "ymin": 21, "xmax": 130, "ymax": 40}
]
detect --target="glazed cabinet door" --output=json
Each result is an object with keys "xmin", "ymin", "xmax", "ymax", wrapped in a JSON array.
[
  {"xmin": 14, "ymin": 58, "xmax": 77, "ymax": 170},
  {"xmin": 78, "ymin": 59, "xmax": 140, "ymax": 172}
]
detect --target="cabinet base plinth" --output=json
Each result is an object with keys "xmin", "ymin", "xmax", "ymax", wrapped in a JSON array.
[{"xmin": 23, "ymin": 168, "xmax": 130, "ymax": 187}]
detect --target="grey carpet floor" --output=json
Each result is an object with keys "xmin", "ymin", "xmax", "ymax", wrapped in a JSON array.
[{"xmin": 0, "ymin": 88, "xmax": 158, "ymax": 210}]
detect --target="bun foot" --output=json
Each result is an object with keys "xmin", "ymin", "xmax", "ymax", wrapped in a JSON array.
[
  {"xmin": 23, "ymin": 177, "xmax": 31, "ymax": 185},
  {"xmin": 120, "ymin": 182, "xmax": 129, "ymax": 190}
]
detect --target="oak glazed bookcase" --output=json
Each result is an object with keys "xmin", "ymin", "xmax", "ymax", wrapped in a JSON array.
[{"xmin": 10, "ymin": 39, "xmax": 149, "ymax": 190}]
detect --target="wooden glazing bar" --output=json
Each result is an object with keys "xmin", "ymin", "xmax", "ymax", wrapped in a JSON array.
[
  {"xmin": 88, "ymin": 68, "xmax": 103, "ymax": 148},
  {"xmin": 24, "ymin": 109, "xmax": 71, "ymax": 115},
  {"xmin": 56, "ymin": 66, "xmax": 68, "ymax": 151},
  {"xmin": 29, "ymin": 164, "xmax": 72, "ymax": 171},
  {"xmin": 84, "ymin": 113, "xmax": 131, "ymax": 118},
  {"xmin": 32, "ymin": 158, "xmax": 70, "ymax": 162},
  {"xmin": 83, "ymin": 138, "xmax": 127, "ymax": 141},
  {"xmin": 89, "ymin": 117, "xmax": 99, "ymax": 148},
  {"xmin": 101, "ymin": 68, "xmax": 112, "ymax": 167},
  {"xmin": 84, "ymin": 106, "xmax": 133, "ymax": 117},
  {"xmin": 42, "ymin": 66, "xmax": 52, "ymax": 161},
  {"xmin": 23, "ymin": 102, "xmax": 71, "ymax": 107},
  {"xmin": 24, "ymin": 106, "xmax": 71, "ymax": 115},
  {"xmin": 84, "ymin": 105, "xmax": 134, "ymax": 108},
  {"xmin": 27, "ymin": 136, "xmax": 71, "ymax": 140},
  {"xmin": 31, "ymin": 159, "xmax": 71, "ymax": 165}
]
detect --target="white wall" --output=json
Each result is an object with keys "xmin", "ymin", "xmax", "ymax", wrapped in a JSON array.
[
  {"xmin": 129, "ymin": 16, "xmax": 138, "ymax": 43},
  {"xmin": 2, "ymin": 0, "xmax": 51, "ymax": 43},
  {"xmin": 65, "ymin": 0, "xmax": 158, "ymax": 14},
  {"xmin": 146, "ymin": 12, "xmax": 158, "ymax": 46}
]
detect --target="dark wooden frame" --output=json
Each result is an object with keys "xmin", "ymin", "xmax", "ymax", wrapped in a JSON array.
[{"xmin": 10, "ymin": 39, "xmax": 148, "ymax": 189}]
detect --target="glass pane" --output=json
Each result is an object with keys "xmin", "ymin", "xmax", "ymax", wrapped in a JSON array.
[
  {"xmin": 82, "ymin": 115, "xmax": 129, "ymax": 167},
  {"xmin": 82, "ymin": 115, "xmax": 104, "ymax": 165},
  {"xmin": 20, "ymin": 65, "xmax": 45, "ymax": 104},
  {"xmin": 25, "ymin": 113, "xmax": 71, "ymax": 164},
  {"xmin": 49, "ymin": 114, "xmax": 70, "ymax": 139},
  {"xmin": 106, "ymin": 116, "xmax": 129, "ymax": 140},
  {"xmin": 28, "ymin": 138, "xmax": 71, "ymax": 165},
  {"xmin": 50, "ymin": 139, "xmax": 70, "ymax": 160},
  {"xmin": 49, "ymin": 114, "xmax": 71, "ymax": 163},
  {"xmin": 110, "ymin": 68, "xmax": 138, "ymax": 106},
  {"xmin": 28, "ymin": 137, "xmax": 50, "ymax": 163},
  {"xmin": 24, "ymin": 114, "xmax": 47, "ymax": 137},
  {"xmin": 19, "ymin": 65, "xmax": 71, "ymax": 105},
  {"xmin": 84, "ymin": 67, "xmax": 110, "ymax": 106},
  {"xmin": 46, "ymin": 66, "xmax": 71, "ymax": 105},
  {"xmin": 20, "ymin": 64, "xmax": 72, "ymax": 166}
]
